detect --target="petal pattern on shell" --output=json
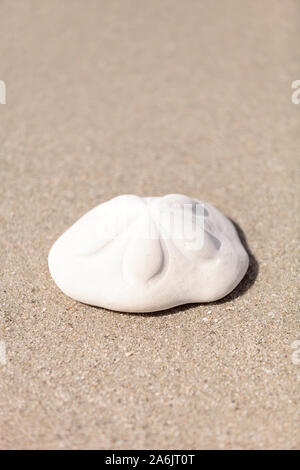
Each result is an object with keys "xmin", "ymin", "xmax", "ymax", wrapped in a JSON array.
[{"xmin": 48, "ymin": 194, "xmax": 249, "ymax": 312}]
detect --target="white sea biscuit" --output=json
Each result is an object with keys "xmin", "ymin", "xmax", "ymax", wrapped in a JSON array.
[{"xmin": 48, "ymin": 194, "xmax": 249, "ymax": 312}]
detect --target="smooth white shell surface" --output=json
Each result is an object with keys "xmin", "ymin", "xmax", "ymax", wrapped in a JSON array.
[{"xmin": 48, "ymin": 194, "xmax": 249, "ymax": 312}]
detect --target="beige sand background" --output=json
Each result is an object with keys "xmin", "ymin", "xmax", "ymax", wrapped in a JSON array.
[{"xmin": 0, "ymin": 0, "xmax": 299, "ymax": 449}]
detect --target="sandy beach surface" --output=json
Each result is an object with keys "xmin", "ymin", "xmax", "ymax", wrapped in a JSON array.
[{"xmin": 0, "ymin": 0, "xmax": 299, "ymax": 449}]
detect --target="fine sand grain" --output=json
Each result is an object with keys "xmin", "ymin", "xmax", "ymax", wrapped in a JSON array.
[{"xmin": 0, "ymin": 0, "xmax": 299, "ymax": 449}]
